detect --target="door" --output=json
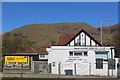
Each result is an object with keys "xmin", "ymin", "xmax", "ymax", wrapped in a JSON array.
[{"xmin": 65, "ymin": 70, "xmax": 73, "ymax": 75}]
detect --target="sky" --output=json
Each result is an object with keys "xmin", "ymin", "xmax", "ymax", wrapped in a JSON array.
[{"xmin": 2, "ymin": 2, "xmax": 118, "ymax": 33}]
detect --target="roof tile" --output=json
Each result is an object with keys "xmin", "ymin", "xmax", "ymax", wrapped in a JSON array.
[
  {"xmin": 21, "ymin": 48, "xmax": 38, "ymax": 53},
  {"xmin": 59, "ymin": 34, "xmax": 75, "ymax": 45}
]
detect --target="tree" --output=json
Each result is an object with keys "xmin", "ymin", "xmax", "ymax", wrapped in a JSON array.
[{"xmin": 2, "ymin": 32, "xmax": 33, "ymax": 53}]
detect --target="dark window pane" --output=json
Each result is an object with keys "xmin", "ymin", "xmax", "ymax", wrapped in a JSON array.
[
  {"xmin": 84, "ymin": 52, "xmax": 88, "ymax": 56},
  {"xmin": 69, "ymin": 52, "xmax": 73, "ymax": 56},
  {"xmin": 43, "ymin": 55, "xmax": 45, "ymax": 58},
  {"xmin": 74, "ymin": 53, "xmax": 82, "ymax": 56},
  {"xmin": 53, "ymin": 62, "xmax": 55, "ymax": 66}
]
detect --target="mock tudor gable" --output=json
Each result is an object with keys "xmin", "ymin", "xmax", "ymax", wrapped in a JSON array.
[{"xmin": 65, "ymin": 29, "xmax": 102, "ymax": 46}]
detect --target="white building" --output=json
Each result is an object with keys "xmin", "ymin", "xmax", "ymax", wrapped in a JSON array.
[{"xmin": 47, "ymin": 29, "xmax": 120, "ymax": 76}]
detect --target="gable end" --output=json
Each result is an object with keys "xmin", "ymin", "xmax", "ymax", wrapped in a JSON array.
[{"xmin": 65, "ymin": 29, "xmax": 102, "ymax": 46}]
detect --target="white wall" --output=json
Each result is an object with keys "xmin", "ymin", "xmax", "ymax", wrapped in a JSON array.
[{"xmin": 47, "ymin": 46, "xmax": 118, "ymax": 76}]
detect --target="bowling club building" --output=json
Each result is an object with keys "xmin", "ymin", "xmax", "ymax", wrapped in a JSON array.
[{"xmin": 47, "ymin": 29, "xmax": 120, "ymax": 76}]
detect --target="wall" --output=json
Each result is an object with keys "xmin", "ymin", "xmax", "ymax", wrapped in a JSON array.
[
  {"xmin": 33, "ymin": 61, "xmax": 48, "ymax": 73},
  {"xmin": 47, "ymin": 46, "xmax": 118, "ymax": 76}
]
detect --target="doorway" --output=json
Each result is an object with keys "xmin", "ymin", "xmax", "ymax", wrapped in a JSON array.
[{"xmin": 65, "ymin": 70, "xmax": 73, "ymax": 75}]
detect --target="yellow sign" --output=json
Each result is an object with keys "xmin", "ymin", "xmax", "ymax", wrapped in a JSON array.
[{"xmin": 4, "ymin": 56, "xmax": 29, "ymax": 69}]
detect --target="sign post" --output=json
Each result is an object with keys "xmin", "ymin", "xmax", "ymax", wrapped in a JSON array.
[{"xmin": 20, "ymin": 63, "xmax": 23, "ymax": 78}]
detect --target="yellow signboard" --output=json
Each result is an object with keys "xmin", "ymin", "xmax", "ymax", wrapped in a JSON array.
[{"xmin": 4, "ymin": 56, "xmax": 29, "ymax": 69}]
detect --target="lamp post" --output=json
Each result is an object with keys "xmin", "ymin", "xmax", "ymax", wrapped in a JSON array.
[{"xmin": 100, "ymin": 19, "xmax": 110, "ymax": 45}]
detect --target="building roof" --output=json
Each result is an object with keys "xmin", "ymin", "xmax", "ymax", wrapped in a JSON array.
[
  {"xmin": 21, "ymin": 47, "xmax": 48, "ymax": 54},
  {"xmin": 21, "ymin": 48, "xmax": 38, "ymax": 53},
  {"xmin": 3, "ymin": 53, "xmax": 39, "ymax": 56},
  {"xmin": 58, "ymin": 34, "xmax": 75, "ymax": 46},
  {"xmin": 38, "ymin": 48, "xmax": 48, "ymax": 53}
]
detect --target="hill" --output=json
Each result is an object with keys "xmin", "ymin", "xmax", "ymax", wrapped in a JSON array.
[{"xmin": 3, "ymin": 22, "xmax": 119, "ymax": 47}]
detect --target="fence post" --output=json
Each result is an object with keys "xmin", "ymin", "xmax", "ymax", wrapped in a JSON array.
[{"xmin": 47, "ymin": 64, "xmax": 49, "ymax": 78}]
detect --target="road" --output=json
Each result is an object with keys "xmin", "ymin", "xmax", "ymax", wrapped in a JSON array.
[{"xmin": 1, "ymin": 73, "xmax": 120, "ymax": 80}]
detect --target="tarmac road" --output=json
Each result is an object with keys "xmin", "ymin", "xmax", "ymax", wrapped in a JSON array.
[{"xmin": 1, "ymin": 73, "xmax": 120, "ymax": 80}]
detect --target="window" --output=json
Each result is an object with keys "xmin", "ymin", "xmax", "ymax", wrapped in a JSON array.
[
  {"xmin": 75, "ymin": 39, "xmax": 80, "ymax": 46},
  {"xmin": 74, "ymin": 53, "xmax": 82, "ymax": 56},
  {"xmin": 82, "ymin": 43, "xmax": 85, "ymax": 46},
  {"xmin": 52, "ymin": 62, "xmax": 55, "ymax": 66},
  {"xmin": 96, "ymin": 52, "xmax": 108, "ymax": 59},
  {"xmin": 84, "ymin": 52, "xmax": 88, "ymax": 56},
  {"xmin": 40, "ymin": 55, "xmax": 45, "ymax": 58},
  {"xmin": 69, "ymin": 52, "xmax": 73, "ymax": 56},
  {"xmin": 75, "ymin": 43, "xmax": 79, "ymax": 46}
]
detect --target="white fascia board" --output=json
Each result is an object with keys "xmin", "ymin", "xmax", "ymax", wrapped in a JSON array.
[
  {"xmin": 50, "ymin": 46, "xmax": 114, "ymax": 50},
  {"xmin": 46, "ymin": 48, "xmax": 52, "ymax": 52},
  {"xmin": 51, "ymin": 46, "xmax": 74, "ymax": 50}
]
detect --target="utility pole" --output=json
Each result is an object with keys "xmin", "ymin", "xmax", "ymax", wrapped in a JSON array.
[
  {"xmin": 100, "ymin": 19, "xmax": 110, "ymax": 46},
  {"xmin": 100, "ymin": 20, "xmax": 103, "ymax": 45}
]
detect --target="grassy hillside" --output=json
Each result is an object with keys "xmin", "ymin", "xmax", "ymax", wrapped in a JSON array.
[{"xmin": 3, "ymin": 22, "xmax": 119, "ymax": 47}]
